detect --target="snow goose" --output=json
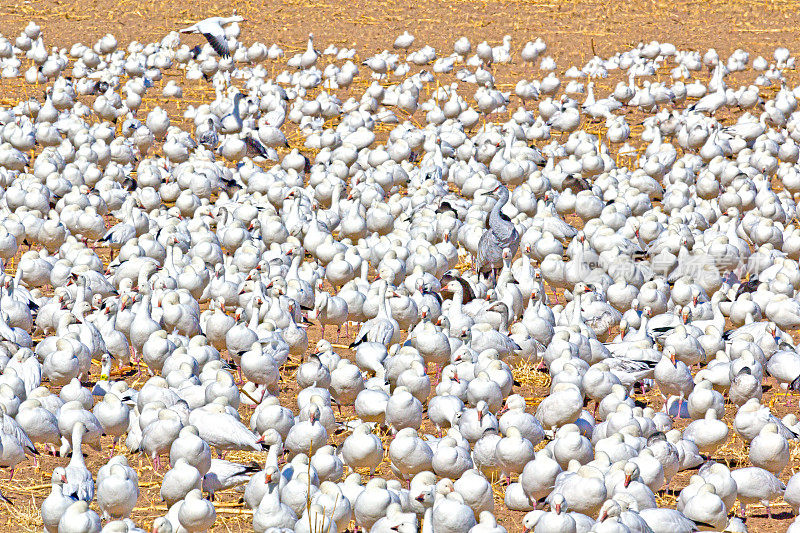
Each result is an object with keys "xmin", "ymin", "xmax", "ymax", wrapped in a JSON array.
[
  {"xmin": 239, "ymin": 341, "xmax": 279, "ymax": 397},
  {"xmin": 243, "ymin": 464, "xmax": 280, "ymax": 511},
  {"xmin": 495, "ymin": 427, "xmax": 535, "ymax": 482},
  {"xmin": 534, "ymin": 494, "xmax": 576, "ymax": 533},
  {"xmin": 354, "ymin": 478, "xmax": 398, "ymax": 530},
  {"xmin": 385, "ymin": 386, "xmax": 424, "ymax": 432},
  {"xmin": 97, "ymin": 463, "xmax": 138, "ymax": 520},
  {"xmin": 310, "ymin": 445, "xmax": 344, "ymax": 483},
  {"xmin": 179, "ymin": 15, "xmax": 243, "ymax": 58},
  {"xmin": 638, "ymin": 507, "xmax": 699, "ymax": 533},
  {"xmin": 456, "ymin": 400, "xmax": 499, "ymax": 443},
  {"xmin": 682, "ymin": 409, "xmax": 729, "ymax": 454},
  {"xmin": 409, "ymin": 306, "xmax": 452, "ymax": 372},
  {"xmin": 57, "ymin": 501, "xmax": 101, "ymax": 533},
  {"xmin": 15, "ymin": 398, "xmax": 60, "ymax": 453},
  {"xmin": 284, "ymin": 403, "xmax": 327, "ymax": 458},
  {"xmin": 432, "ymin": 436, "xmax": 474, "ymax": 480},
  {"xmin": 518, "ymin": 448, "xmax": 562, "ymax": 505},
  {"xmin": 729, "ymin": 366, "xmax": 762, "ymax": 406},
  {"xmin": 178, "ymin": 489, "xmax": 216, "ymax": 532},
  {"xmin": 202, "ymin": 458, "xmax": 261, "ymax": 500},
  {"xmin": 63, "ymin": 422, "xmax": 94, "ymax": 502},
  {"xmin": 498, "ymin": 394, "xmax": 544, "ymax": 444},
  {"xmin": 749, "ymin": 423, "xmax": 789, "ymax": 474},
  {"xmin": 341, "ymin": 422, "xmax": 383, "ymax": 476},
  {"xmin": 468, "ymin": 511, "xmax": 506, "ymax": 533},
  {"xmin": 680, "ymin": 482, "xmax": 728, "ymax": 530},
  {"xmin": 354, "ymin": 386, "xmax": 390, "ymax": 425},
  {"xmin": 41, "ymin": 467, "xmax": 72, "ymax": 533},
  {"xmin": 93, "ymin": 393, "xmax": 130, "ymax": 455},
  {"xmin": 653, "ymin": 347, "xmax": 693, "ymax": 410},
  {"xmin": 610, "ymin": 462, "xmax": 656, "ymax": 510},
  {"xmin": 785, "ymin": 472, "xmax": 800, "ymax": 514},
  {"xmin": 351, "ymin": 280, "xmax": 401, "ymax": 347},
  {"xmin": 732, "ymin": 398, "xmax": 790, "ymax": 443},
  {"xmin": 730, "ymin": 466, "xmax": 785, "ymax": 517},
  {"xmin": 388, "ymin": 428, "xmax": 433, "ymax": 481},
  {"xmin": 252, "ymin": 469, "xmax": 296, "ymax": 531},
  {"xmin": 432, "ymin": 491, "xmax": 477, "ymax": 533},
  {"xmin": 453, "ymin": 468, "xmax": 494, "ymax": 516},
  {"xmin": 685, "ymin": 380, "xmax": 724, "ymax": 420},
  {"xmin": 187, "ymin": 401, "xmax": 263, "ymax": 454},
  {"xmin": 535, "ymin": 383, "xmax": 583, "ymax": 431},
  {"xmin": 250, "ymin": 395, "xmax": 295, "ymax": 441},
  {"xmin": 160, "ymin": 457, "xmax": 202, "ymax": 507},
  {"xmin": 135, "ymin": 405, "xmax": 184, "ymax": 468},
  {"xmin": 169, "ymin": 426, "xmax": 212, "ymax": 476},
  {"xmin": 330, "ymin": 358, "xmax": 366, "ymax": 410}
]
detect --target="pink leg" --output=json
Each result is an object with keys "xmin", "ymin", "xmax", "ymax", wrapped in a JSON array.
[
  {"xmin": 8, "ymin": 469, "xmax": 13, "ymax": 480},
  {"xmin": 740, "ymin": 503, "xmax": 746, "ymax": 518},
  {"xmin": 321, "ymin": 324, "xmax": 326, "ymax": 339}
]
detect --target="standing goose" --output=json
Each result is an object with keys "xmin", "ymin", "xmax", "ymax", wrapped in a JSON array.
[
  {"xmin": 41, "ymin": 467, "xmax": 72, "ymax": 533},
  {"xmin": 351, "ymin": 281, "xmax": 401, "ymax": 347},
  {"xmin": 730, "ymin": 466, "xmax": 785, "ymax": 518},
  {"xmin": 64, "ymin": 422, "xmax": 94, "ymax": 502}
]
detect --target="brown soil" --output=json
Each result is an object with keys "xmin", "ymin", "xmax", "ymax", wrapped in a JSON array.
[{"xmin": 1, "ymin": 1, "xmax": 800, "ymax": 532}]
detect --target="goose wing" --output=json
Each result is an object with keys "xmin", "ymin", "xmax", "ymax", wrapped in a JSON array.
[{"xmin": 196, "ymin": 21, "xmax": 229, "ymax": 58}]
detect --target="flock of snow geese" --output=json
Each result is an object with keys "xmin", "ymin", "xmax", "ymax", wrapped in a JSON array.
[{"xmin": 3, "ymin": 11, "xmax": 800, "ymax": 533}]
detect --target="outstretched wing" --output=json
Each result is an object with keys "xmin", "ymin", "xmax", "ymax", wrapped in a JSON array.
[{"xmin": 202, "ymin": 30, "xmax": 230, "ymax": 58}]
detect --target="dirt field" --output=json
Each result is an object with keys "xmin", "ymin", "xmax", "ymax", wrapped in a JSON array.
[{"xmin": 1, "ymin": 0, "xmax": 800, "ymax": 532}]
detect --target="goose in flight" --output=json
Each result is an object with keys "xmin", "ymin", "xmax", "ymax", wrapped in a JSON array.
[{"xmin": 179, "ymin": 14, "xmax": 245, "ymax": 58}]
